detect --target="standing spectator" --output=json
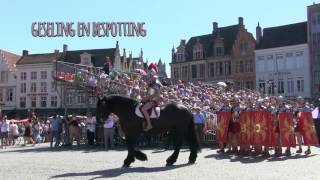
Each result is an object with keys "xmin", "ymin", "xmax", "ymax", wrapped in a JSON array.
[
  {"xmin": 193, "ymin": 107, "xmax": 206, "ymax": 146},
  {"xmin": 9, "ymin": 122, "xmax": 19, "ymax": 145},
  {"xmin": 86, "ymin": 112, "xmax": 96, "ymax": 146},
  {"xmin": 1, "ymin": 116, "xmax": 10, "ymax": 148},
  {"xmin": 49, "ymin": 113, "xmax": 62, "ymax": 148},
  {"xmin": 23, "ymin": 119, "xmax": 35, "ymax": 146},
  {"xmin": 104, "ymin": 113, "xmax": 115, "ymax": 150}
]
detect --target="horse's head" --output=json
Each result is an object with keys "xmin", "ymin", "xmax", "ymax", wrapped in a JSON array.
[{"xmin": 97, "ymin": 96, "xmax": 113, "ymax": 119}]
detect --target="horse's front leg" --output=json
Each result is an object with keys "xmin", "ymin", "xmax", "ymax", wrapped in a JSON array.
[
  {"xmin": 166, "ymin": 133, "xmax": 182, "ymax": 166},
  {"xmin": 123, "ymin": 136, "xmax": 136, "ymax": 167}
]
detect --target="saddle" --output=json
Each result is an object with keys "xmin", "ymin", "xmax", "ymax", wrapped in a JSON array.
[{"xmin": 135, "ymin": 103, "xmax": 160, "ymax": 119}]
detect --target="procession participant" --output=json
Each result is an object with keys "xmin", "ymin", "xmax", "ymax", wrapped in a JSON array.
[
  {"xmin": 141, "ymin": 63, "xmax": 162, "ymax": 131},
  {"xmin": 230, "ymin": 98, "xmax": 241, "ymax": 154},
  {"xmin": 217, "ymin": 99, "xmax": 232, "ymax": 153},
  {"xmin": 295, "ymin": 96, "xmax": 312, "ymax": 155}
]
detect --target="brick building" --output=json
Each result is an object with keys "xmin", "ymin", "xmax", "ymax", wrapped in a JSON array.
[{"xmin": 170, "ymin": 17, "xmax": 256, "ymax": 89}]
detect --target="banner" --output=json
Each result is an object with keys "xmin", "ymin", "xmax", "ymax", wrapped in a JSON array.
[
  {"xmin": 279, "ymin": 112, "xmax": 296, "ymax": 147},
  {"xmin": 239, "ymin": 112, "xmax": 253, "ymax": 145},
  {"xmin": 216, "ymin": 112, "xmax": 231, "ymax": 143},
  {"xmin": 299, "ymin": 112, "xmax": 319, "ymax": 145},
  {"xmin": 251, "ymin": 111, "xmax": 273, "ymax": 146}
]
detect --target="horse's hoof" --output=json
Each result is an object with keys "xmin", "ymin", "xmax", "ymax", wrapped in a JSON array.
[
  {"xmin": 166, "ymin": 163, "xmax": 173, "ymax": 167},
  {"xmin": 188, "ymin": 161, "xmax": 196, "ymax": 165},
  {"xmin": 122, "ymin": 164, "xmax": 130, "ymax": 168}
]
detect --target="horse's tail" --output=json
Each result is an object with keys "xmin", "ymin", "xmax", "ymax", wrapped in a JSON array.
[{"xmin": 188, "ymin": 116, "xmax": 200, "ymax": 152}]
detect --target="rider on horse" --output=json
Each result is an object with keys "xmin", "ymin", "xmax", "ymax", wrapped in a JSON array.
[{"xmin": 141, "ymin": 63, "xmax": 162, "ymax": 131}]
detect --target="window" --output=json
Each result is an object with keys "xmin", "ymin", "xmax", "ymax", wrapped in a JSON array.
[
  {"xmin": 31, "ymin": 82, "xmax": 37, "ymax": 93},
  {"xmin": 297, "ymin": 79, "xmax": 304, "ymax": 92},
  {"xmin": 267, "ymin": 80, "xmax": 275, "ymax": 95},
  {"xmin": 40, "ymin": 82, "xmax": 47, "ymax": 92},
  {"xmin": 258, "ymin": 56, "xmax": 264, "ymax": 60},
  {"xmin": 278, "ymin": 80, "xmax": 285, "ymax": 94},
  {"xmin": 76, "ymin": 94, "xmax": 85, "ymax": 104},
  {"xmin": 216, "ymin": 47, "xmax": 223, "ymax": 56},
  {"xmin": 31, "ymin": 96, "xmax": 36, "ymax": 108},
  {"xmin": 0, "ymin": 88, "xmax": 3, "ymax": 102},
  {"xmin": 248, "ymin": 60, "xmax": 254, "ymax": 72},
  {"xmin": 193, "ymin": 46, "xmax": 203, "ymax": 60},
  {"xmin": 219, "ymin": 62, "xmax": 223, "ymax": 75},
  {"xmin": 267, "ymin": 59, "xmax": 274, "ymax": 71},
  {"xmin": 286, "ymin": 52, "xmax": 293, "ymax": 58},
  {"xmin": 0, "ymin": 71, "xmax": 8, "ymax": 83},
  {"xmin": 209, "ymin": 63, "xmax": 214, "ymax": 77},
  {"xmin": 267, "ymin": 55, "xmax": 273, "ymax": 60},
  {"xmin": 51, "ymin": 82, "xmax": 56, "ymax": 92},
  {"xmin": 199, "ymin": 64, "xmax": 205, "ymax": 78},
  {"xmin": 318, "ymin": 15, "xmax": 320, "ymax": 24},
  {"xmin": 225, "ymin": 61, "xmax": 231, "ymax": 75},
  {"xmin": 40, "ymin": 96, "xmax": 47, "ymax": 107},
  {"xmin": 173, "ymin": 67, "xmax": 178, "ymax": 79},
  {"xmin": 239, "ymin": 61, "xmax": 244, "ymax": 73},
  {"xmin": 277, "ymin": 55, "xmax": 285, "ymax": 70},
  {"xmin": 20, "ymin": 72, "xmax": 27, "ymax": 80},
  {"xmin": 6, "ymin": 88, "xmax": 13, "ymax": 102},
  {"xmin": 191, "ymin": 65, "xmax": 197, "ymax": 79},
  {"xmin": 51, "ymin": 96, "xmax": 58, "ymax": 107},
  {"xmin": 41, "ymin": 71, "xmax": 47, "ymax": 79},
  {"xmin": 240, "ymin": 43, "xmax": 248, "ymax": 54},
  {"xmin": 182, "ymin": 66, "xmax": 188, "ymax": 79},
  {"xmin": 245, "ymin": 81, "xmax": 253, "ymax": 90},
  {"xmin": 259, "ymin": 81, "xmax": 266, "ymax": 94},
  {"xmin": 20, "ymin": 97, "xmax": 26, "ymax": 108},
  {"xmin": 31, "ymin": 72, "xmax": 37, "ymax": 80},
  {"xmin": 20, "ymin": 83, "xmax": 26, "ymax": 93},
  {"xmin": 66, "ymin": 93, "xmax": 74, "ymax": 105},
  {"xmin": 287, "ymin": 79, "xmax": 294, "ymax": 94}
]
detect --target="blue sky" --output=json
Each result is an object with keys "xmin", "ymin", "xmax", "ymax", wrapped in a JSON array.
[{"xmin": 0, "ymin": 0, "xmax": 314, "ymax": 75}]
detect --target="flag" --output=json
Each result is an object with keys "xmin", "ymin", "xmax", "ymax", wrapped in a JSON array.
[
  {"xmin": 279, "ymin": 112, "xmax": 296, "ymax": 147},
  {"xmin": 252, "ymin": 111, "xmax": 273, "ymax": 146},
  {"xmin": 312, "ymin": 107, "xmax": 319, "ymax": 119},
  {"xmin": 216, "ymin": 112, "xmax": 231, "ymax": 143},
  {"xmin": 299, "ymin": 112, "xmax": 319, "ymax": 145},
  {"xmin": 239, "ymin": 112, "xmax": 253, "ymax": 145}
]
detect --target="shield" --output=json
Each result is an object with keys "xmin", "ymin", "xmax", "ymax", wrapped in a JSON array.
[
  {"xmin": 216, "ymin": 112, "xmax": 231, "ymax": 143},
  {"xmin": 299, "ymin": 112, "xmax": 319, "ymax": 145},
  {"xmin": 239, "ymin": 112, "xmax": 253, "ymax": 145},
  {"xmin": 252, "ymin": 111, "xmax": 272, "ymax": 146},
  {"xmin": 279, "ymin": 112, "xmax": 296, "ymax": 147}
]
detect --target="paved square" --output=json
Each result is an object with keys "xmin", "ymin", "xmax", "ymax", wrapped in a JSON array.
[{"xmin": 1, "ymin": 144, "xmax": 320, "ymax": 180}]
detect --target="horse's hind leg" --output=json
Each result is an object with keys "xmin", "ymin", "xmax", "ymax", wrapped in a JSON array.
[{"xmin": 166, "ymin": 132, "xmax": 182, "ymax": 166}]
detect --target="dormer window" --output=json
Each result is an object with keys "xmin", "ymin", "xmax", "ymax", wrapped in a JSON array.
[
  {"xmin": 176, "ymin": 47, "xmax": 185, "ymax": 62},
  {"xmin": 80, "ymin": 52, "xmax": 93, "ymax": 66},
  {"xmin": 193, "ymin": 39, "xmax": 203, "ymax": 60},
  {"xmin": 216, "ymin": 47, "xmax": 223, "ymax": 56}
]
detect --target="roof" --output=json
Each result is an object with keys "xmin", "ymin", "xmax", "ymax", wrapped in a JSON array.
[
  {"xmin": 185, "ymin": 25, "xmax": 240, "ymax": 60},
  {"xmin": 63, "ymin": 48, "xmax": 115, "ymax": 67},
  {"xmin": 258, "ymin": 22, "xmax": 307, "ymax": 49},
  {"xmin": 0, "ymin": 49, "xmax": 20, "ymax": 68},
  {"xmin": 16, "ymin": 53, "xmax": 61, "ymax": 65}
]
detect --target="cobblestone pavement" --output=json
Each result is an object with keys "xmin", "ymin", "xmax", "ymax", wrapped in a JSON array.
[{"xmin": 1, "ymin": 143, "xmax": 320, "ymax": 180}]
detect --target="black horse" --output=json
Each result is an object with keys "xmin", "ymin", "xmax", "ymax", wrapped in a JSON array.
[{"xmin": 97, "ymin": 95, "xmax": 199, "ymax": 167}]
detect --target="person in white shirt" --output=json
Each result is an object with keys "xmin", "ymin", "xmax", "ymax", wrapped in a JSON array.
[
  {"xmin": 86, "ymin": 112, "xmax": 96, "ymax": 145},
  {"xmin": 1, "ymin": 116, "xmax": 10, "ymax": 148},
  {"xmin": 104, "ymin": 113, "xmax": 115, "ymax": 150},
  {"xmin": 9, "ymin": 122, "xmax": 19, "ymax": 145}
]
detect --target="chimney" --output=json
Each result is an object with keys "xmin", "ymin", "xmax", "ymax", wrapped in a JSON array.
[
  {"xmin": 63, "ymin": 44, "xmax": 68, "ymax": 53},
  {"xmin": 212, "ymin": 22, "xmax": 218, "ymax": 32},
  {"xmin": 256, "ymin": 22, "xmax": 262, "ymax": 44},
  {"xmin": 54, "ymin": 49, "xmax": 59, "ymax": 54},
  {"xmin": 180, "ymin": 39, "xmax": 186, "ymax": 46},
  {"xmin": 22, "ymin": 50, "xmax": 28, "ymax": 56},
  {"xmin": 238, "ymin": 17, "xmax": 244, "ymax": 26}
]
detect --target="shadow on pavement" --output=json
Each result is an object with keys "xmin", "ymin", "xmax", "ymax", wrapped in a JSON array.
[
  {"xmin": 205, "ymin": 152, "xmax": 317, "ymax": 164},
  {"xmin": 50, "ymin": 163, "xmax": 191, "ymax": 179}
]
